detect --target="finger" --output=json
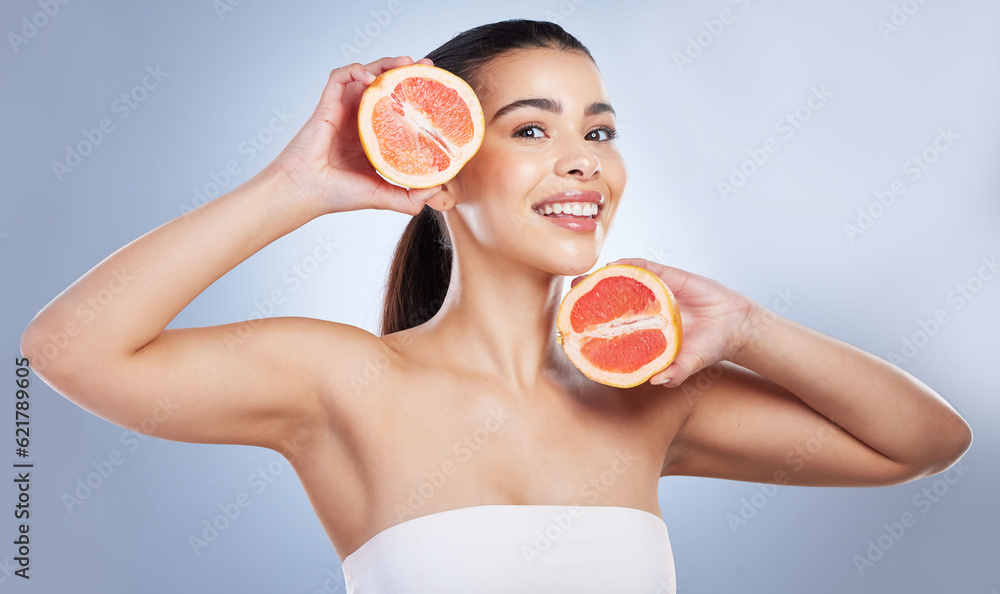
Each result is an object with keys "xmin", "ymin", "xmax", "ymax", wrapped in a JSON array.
[
  {"xmin": 313, "ymin": 56, "xmax": 420, "ymax": 121},
  {"xmin": 609, "ymin": 257, "xmax": 651, "ymax": 269},
  {"xmin": 415, "ymin": 57, "xmax": 434, "ymax": 66},
  {"xmin": 609, "ymin": 258, "xmax": 690, "ymax": 290},
  {"xmin": 320, "ymin": 56, "xmax": 429, "ymax": 116},
  {"xmin": 362, "ymin": 55, "xmax": 417, "ymax": 77},
  {"xmin": 368, "ymin": 182, "xmax": 443, "ymax": 217},
  {"xmin": 321, "ymin": 57, "xmax": 414, "ymax": 106},
  {"xmin": 313, "ymin": 62, "xmax": 377, "ymax": 117},
  {"xmin": 606, "ymin": 259, "xmax": 670, "ymax": 284},
  {"xmin": 570, "ymin": 276, "xmax": 586, "ymax": 289},
  {"xmin": 651, "ymin": 350, "xmax": 703, "ymax": 387},
  {"xmin": 645, "ymin": 263, "xmax": 693, "ymax": 290},
  {"xmin": 407, "ymin": 184, "xmax": 443, "ymax": 205},
  {"xmin": 649, "ymin": 372, "xmax": 670, "ymax": 386}
]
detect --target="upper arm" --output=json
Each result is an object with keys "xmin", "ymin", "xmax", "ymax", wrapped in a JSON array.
[
  {"xmin": 660, "ymin": 362, "xmax": 915, "ymax": 487},
  {"xmin": 26, "ymin": 316, "xmax": 380, "ymax": 456}
]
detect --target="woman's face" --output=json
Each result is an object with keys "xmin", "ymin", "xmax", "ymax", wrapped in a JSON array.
[{"xmin": 437, "ymin": 47, "xmax": 627, "ymax": 277}]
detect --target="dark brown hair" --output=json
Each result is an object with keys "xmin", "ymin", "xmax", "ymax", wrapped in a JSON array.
[{"xmin": 378, "ymin": 19, "xmax": 594, "ymax": 336}]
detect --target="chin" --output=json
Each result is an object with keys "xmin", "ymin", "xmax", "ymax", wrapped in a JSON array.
[{"xmin": 543, "ymin": 254, "xmax": 601, "ymax": 278}]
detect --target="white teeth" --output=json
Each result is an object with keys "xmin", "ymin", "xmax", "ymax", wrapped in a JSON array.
[{"xmin": 533, "ymin": 202, "xmax": 599, "ymax": 217}]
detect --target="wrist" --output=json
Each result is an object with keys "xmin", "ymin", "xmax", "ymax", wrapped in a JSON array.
[
  {"xmin": 729, "ymin": 299, "xmax": 780, "ymax": 369},
  {"xmin": 248, "ymin": 163, "xmax": 324, "ymax": 222}
]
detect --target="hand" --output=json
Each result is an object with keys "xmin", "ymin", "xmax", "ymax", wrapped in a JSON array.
[
  {"xmin": 570, "ymin": 258, "xmax": 758, "ymax": 387},
  {"xmin": 264, "ymin": 56, "xmax": 445, "ymax": 217}
]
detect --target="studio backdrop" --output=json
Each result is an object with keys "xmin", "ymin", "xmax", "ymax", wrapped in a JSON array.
[{"xmin": 1, "ymin": 0, "xmax": 998, "ymax": 592}]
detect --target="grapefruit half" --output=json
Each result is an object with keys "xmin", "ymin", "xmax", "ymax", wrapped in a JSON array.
[
  {"xmin": 357, "ymin": 63, "xmax": 485, "ymax": 189},
  {"xmin": 556, "ymin": 264, "xmax": 682, "ymax": 388}
]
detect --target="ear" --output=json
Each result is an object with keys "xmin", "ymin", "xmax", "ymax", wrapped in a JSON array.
[{"xmin": 425, "ymin": 182, "xmax": 453, "ymax": 212}]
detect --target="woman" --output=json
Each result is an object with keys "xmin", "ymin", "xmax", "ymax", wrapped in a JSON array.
[{"xmin": 21, "ymin": 19, "xmax": 971, "ymax": 593}]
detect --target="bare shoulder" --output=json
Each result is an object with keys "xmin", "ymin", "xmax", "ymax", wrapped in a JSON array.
[
  {"xmin": 309, "ymin": 320, "xmax": 415, "ymax": 410},
  {"xmin": 259, "ymin": 316, "xmax": 407, "ymax": 458}
]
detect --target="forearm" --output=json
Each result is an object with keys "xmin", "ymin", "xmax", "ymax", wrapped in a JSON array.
[
  {"xmin": 22, "ymin": 166, "xmax": 315, "ymax": 365},
  {"xmin": 730, "ymin": 302, "xmax": 972, "ymax": 474}
]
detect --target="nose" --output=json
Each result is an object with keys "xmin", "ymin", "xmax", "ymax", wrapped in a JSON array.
[{"xmin": 555, "ymin": 137, "xmax": 601, "ymax": 180}]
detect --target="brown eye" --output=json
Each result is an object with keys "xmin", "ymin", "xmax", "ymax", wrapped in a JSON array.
[
  {"xmin": 587, "ymin": 126, "xmax": 618, "ymax": 141},
  {"xmin": 513, "ymin": 124, "xmax": 546, "ymax": 139}
]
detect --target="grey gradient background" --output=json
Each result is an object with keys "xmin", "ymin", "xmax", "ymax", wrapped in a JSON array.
[{"xmin": 2, "ymin": 0, "xmax": 998, "ymax": 592}]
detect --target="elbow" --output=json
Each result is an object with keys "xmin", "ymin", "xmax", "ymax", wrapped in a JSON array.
[
  {"xmin": 19, "ymin": 322, "xmax": 83, "ymax": 387},
  {"xmin": 20, "ymin": 324, "xmax": 52, "ymax": 372},
  {"xmin": 20, "ymin": 326, "xmax": 54, "ymax": 385},
  {"xmin": 912, "ymin": 412, "xmax": 973, "ymax": 480},
  {"xmin": 934, "ymin": 414, "xmax": 973, "ymax": 473},
  {"xmin": 19, "ymin": 325, "xmax": 44, "ymax": 372}
]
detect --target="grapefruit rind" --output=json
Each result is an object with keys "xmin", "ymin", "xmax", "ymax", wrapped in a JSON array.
[
  {"xmin": 357, "ymin": 63, "xmax": 485, "ymax": 189},
  {"xmin": 556, "ymin": 264, "xmax": 682, "ymax": 388}
]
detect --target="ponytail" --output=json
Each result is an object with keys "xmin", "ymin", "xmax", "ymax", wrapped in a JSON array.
[{"xmin": 378, "ymin": 205, "xmax": 452, "ymax": 335}]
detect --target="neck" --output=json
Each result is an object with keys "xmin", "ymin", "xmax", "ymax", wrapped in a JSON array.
[{"xmin": 420, "ymin": 251, "xmax": 569, "ymax": 394}]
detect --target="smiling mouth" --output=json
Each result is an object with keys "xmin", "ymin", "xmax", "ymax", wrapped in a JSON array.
[{"xmin": 532, "ymin": 202, "xmax": 601, "ymax": 218}]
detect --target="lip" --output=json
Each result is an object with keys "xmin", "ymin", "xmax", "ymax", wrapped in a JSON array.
[
  {"xmin": 540, "ymin": 214, "xmax": 599, "ymax": 232},
  {"xmin": 531, "ymin": 189, "xmax": 604, "ymax": 233},
  {"xmin": 531, "ymin": 190, "xmax": 604, "ymax": 210}
]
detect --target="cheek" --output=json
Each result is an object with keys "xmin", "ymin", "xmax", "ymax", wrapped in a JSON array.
[
  {"xmin": 455, "ymin": 147, "xmax": 548, "ymax": 243},
  {"xmin": 463, "ymin": 143, "xmax": 544, "ymax": 199},
  {"xmin": 603, "ymin": 152, "xmax": 627, "ymax": 195}
]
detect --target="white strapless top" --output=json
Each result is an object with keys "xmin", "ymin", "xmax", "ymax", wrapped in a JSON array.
[{"xmin": 342, "ymin": 504, "xmax": 676, "ymax": 593}]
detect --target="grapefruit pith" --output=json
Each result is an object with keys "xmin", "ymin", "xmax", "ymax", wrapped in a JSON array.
[
  {"xmin": 556, "ymin": 264, "xmax": 682, "ymax": 388},
  {"xmin": 357, "ymin": 63, "xmax": 485, "ymax": 189}
]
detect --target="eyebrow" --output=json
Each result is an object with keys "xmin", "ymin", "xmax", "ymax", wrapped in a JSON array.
[{"xmin": 489, "ymin": 98, "xmax": 616, "ymax": 123}]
